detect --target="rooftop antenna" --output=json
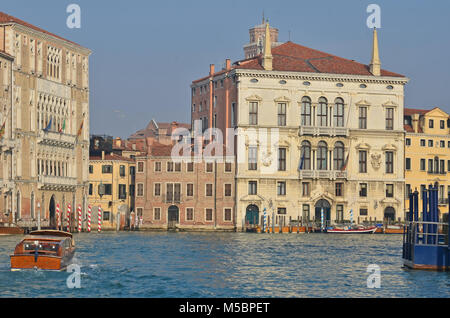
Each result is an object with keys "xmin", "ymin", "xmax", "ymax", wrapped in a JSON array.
[{"xmin": 288, "ymin": 30, "xmax": 291, "ymax": 42}]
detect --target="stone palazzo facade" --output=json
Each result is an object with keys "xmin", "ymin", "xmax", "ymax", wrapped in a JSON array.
[
  {"xmin": 191, "ymin": 22, "xmax": 409, "ymax": 230},
  {"xmin": 0, "ymin": 12, "xmax": 91, "ymax": 229}
]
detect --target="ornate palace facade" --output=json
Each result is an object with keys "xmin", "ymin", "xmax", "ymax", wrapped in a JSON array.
[
  {"xmin": 191, "ymin": 22, "xmax": 408, "ymax": 230},
  {"xmin": 0, "ymin": 12, "xmax": 91, "ymax": 229}
]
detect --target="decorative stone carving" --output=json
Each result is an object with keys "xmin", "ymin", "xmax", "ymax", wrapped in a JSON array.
[{"xmin": 371, "ymin": 153, "xmax": 382, "ymax": 170}]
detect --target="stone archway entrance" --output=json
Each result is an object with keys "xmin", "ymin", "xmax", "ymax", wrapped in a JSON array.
[
  {"xmin": 384, "ymin": 207, "xmax": 396, "ymax": 223},
  {"xmin": 315, "ymin": 199, "xmax": 331, "ymax": 226},
  {"xmin": 245, "ymin": 204, "xmax": 259, "ymax": 225},
  {"xmin": 168, "ymin": 205, "xmax": 179, "ymax": 229},
  {"xmin": 49, "ymin": 195, "xmax": 56, "ymax": 229}
]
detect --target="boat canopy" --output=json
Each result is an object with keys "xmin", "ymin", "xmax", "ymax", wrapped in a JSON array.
[{"xmin": 28, "ymin": 230, "xmax": 73, "ymax": 239}]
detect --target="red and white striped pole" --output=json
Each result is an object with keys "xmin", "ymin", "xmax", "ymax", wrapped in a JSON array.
[
  {"xmin": 77, "ymin": 204, "xmax": 82, "ymax": 232},
  {"xmin": 56, "ymin": 204, "xmax": 60, "ymax": 230},
  {"xmin": 87, "ymin": 205, "xmax": 91, "ymax": 232},
  {"xmin": 66, "ymin": 204, "xmax": 71, "ymax": 232},
  {"xmin": 98, "ymin": 206, "xmax": 102, "ymax": 232}
]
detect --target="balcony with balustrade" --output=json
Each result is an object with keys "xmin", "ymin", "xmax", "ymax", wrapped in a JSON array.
[
  {"xmin": 37, "ymin": 130, "xmax": 77, "ymax": 148},
  {"xmin": 298, "ymin": 169, "xmax": 347, "ymax": 180},
  {"xmin": 38, "ymin": 175, "xmax": 77, "ymax": 191},
  {"xmin": 299, "ymin": 125, "xmax": 349, "ymax": 137}
]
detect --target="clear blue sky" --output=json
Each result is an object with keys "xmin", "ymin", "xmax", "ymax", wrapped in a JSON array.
[{"xmin": 3, "ymin": 0, "xmax": 450, "ymax": 138}]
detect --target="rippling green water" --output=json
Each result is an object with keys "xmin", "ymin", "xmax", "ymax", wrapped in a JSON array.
[{"xmin": 0, "ymin": 232, "xmax": 449, "ymax": 297}]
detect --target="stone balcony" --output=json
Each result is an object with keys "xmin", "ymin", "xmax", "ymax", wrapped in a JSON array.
[
  {"xmin": 299, "ymin": 126, "xmax": 349, "ymax": 137},
  {"xmin": 38, "ymin": 175, "xmax": 77, "ymax": 191},
  {"xmin": 37, "ymin": 130, "xmax": 77, "ymax": 148},
  {"xmin": 299, "ymin": 170, "xmax": 347, "ymax": 180}
]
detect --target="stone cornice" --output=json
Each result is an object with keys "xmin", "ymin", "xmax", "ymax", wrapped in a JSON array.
[
  {"xmin": 9, "ymin": 23, "xmax": 91, "ymax": 56},
  {"xmin": 234, "ymin": 69, "xmax": 409, "ymax": 85}
]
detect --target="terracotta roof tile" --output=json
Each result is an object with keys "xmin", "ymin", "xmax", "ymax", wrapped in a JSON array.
[
  {"xmin": 0, "ymin": 11, "xmax": 84, "ymax": 48},
  {"xmin": 89, "ymin": 153, "xmax": 135, "ymax": 162},
  {"xmin": 404, "ymin": 108, "xmax": 430, "ymax": 116},
  {"xmin": 233, "ymin": 42, "xmax": 404, "ymax": 77}
]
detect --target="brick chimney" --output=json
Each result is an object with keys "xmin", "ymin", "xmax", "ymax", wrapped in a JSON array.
[
  {"xmin": 412, "ymin": 114, "xmax": 420, "ymax": 133},
  {"xmin": 226, "ymin": 59, "xmax": 231, "ymax": 70},
  {"xmin": 209, "ymin": 64, "xmax": 215, "ymax": 76}
]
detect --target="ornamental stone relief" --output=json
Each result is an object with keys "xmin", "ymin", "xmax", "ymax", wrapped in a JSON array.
[{"xmin": 371, "ymin": 153, "xmax": 382, "ymax": 170}]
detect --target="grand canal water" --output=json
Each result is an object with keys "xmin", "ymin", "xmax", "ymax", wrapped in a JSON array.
[{"xmin": 0, "ymin": 232, "xmax": 449, "ymax": 298}]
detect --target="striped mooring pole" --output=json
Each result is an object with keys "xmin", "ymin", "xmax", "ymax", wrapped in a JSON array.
[
  {"xmin": 66, "ymin": 204, "xmax": 71, "ymax": 232},
  {"xmin": 77, "ymin": 204, "xmax": 82, "ymax": 232},
  {"xmin": 87, "ymin": 205, "xmax": 91, "ymax": 232},
  {"xmin": 263, "ymin": 208, "xmax": 267, "ymax": 233},
  {"xmin": 98, "ymin": 206, "xmax": 102, "ymax": 232},
  {"xmin": 56, "ymin": 203, "xmax": 60, "ymax": 230}
]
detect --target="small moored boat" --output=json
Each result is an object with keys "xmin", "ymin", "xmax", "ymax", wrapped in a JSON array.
[
  {"xmin": 10, "ymin": 230, "xmax": 75, "ymax": 271},
  {"xmin": 327, "ymin": 226, "xmax": 377, "ymax": 234}
]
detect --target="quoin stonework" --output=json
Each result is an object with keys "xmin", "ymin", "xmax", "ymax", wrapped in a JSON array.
[{"xmin": 0, "ymin": 12, "xmax": 91, "ymax": 230}]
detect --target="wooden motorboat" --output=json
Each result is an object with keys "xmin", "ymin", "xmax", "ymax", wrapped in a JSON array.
[
  {"xmin": 0, "ymin": 222, "xmax": 24, "ymax": 235},
  {"xmin": 326, "ymin": 226, "xmax": 377, "ymax": 234},
  {"xmin": 10, "ymin": 230, "xmax": 75, "ymax": 271}
]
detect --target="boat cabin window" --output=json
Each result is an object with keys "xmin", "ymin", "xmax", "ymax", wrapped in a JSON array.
[{"xmin": 24, "ymin": 241, "xmax": 60, "ymax": 252}]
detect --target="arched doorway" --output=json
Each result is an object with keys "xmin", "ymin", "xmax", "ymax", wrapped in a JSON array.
[
  {"xmin": 315, "ymin": 199, "xmax": 331, "ymax": 225},
  {"xmin": 168, "ymin": 205, "xmax": 179, "ymax": 229},
  {"xmin": 49, "ymin": 195, "xmax": 56, "ymax": 229},
  {"xmin": 245, "ymin": 204, "xmax": 259, "ymax": 225},
  {"xmin": 384, "ymin": 207, "xmax": 396, "ymax": 223}
]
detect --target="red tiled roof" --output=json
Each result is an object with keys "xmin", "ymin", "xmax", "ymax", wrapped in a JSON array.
[
  {"xmin": 404, "ymin": 108, "xmax": 430, "ymax": 116},
  {"xmin": 89, "ymin": 153, "xmax": 135, "ymax": 162},
  {"xmin": 234, "ymin": 41, "xmax": 404, "ymax": 77},
  {"xmin": 0, "ymin": 12, "xmax": 84, "ymax": 48}
]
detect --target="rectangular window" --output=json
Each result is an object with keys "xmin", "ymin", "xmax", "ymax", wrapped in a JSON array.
[
  {"xmin": 429, "ymin": 119, "xmax": 434, "ymax": 128},
  {"xmin": 405, "ymin": 158, "xmax": 411, "ymax": 170},
  {"xmin": 103, "ymin": 211, "xmax": 111, "ymax": 221},
  {"xmin": 405, "ymin": 138, "xmax": 411, "ymax": 146},
  {"xmin": 385, "ymin": 152, "xmax": 394, "ymax": 174},
  {"xmin": 206, "ymin": 162, "xmax": 213, "ymax": 172},
  {"xmin": 359, "ymin": 183, "xmax": 367, "ymax": 197},
  {"xmin": 277, "ymin": 207, "xmax": 287, "ymax": 215},
  {"xmin": 154, "ymin": 183, "xmax": 161, "ymax": 196},
  {"xmin": 248, "ymin": 146, "xmax": 257, "ymax": 170},
  {"xmin": 167, "ymin": 162, "xmax": 174, "ymax": 172},
  {"xmin": 248, "ymin": 181, "xmax": 257, "ymax": 195},
  {"xmin": 386, "ymin": 108, "xmax": 394, "ymax": 130},
  {"xmin": 278, "ymin": 103, "xmax": 286, "ymax": 126},
  {"xmin": 224, "ymin": 184, "xmax": 232, "ymax": 197},
  {"xmin": 386, "ymin": 184, "xmax": 394, "ymax": 198},
  {"xmin": 224, "ymin": 208, "xmax": 232, "ymax": 221},
  {"xmin": 277, "ymin": 181, "xmax": 286, "ymax": 196},
  {"xmin": 249, "ymin": 102, "xmax": 258, "ymax": 125},
  {"xmin": 118, "ymin": 184, "xmax": 127, "ymax": 200},
  {"xmin": 428, "ymin": 159, "xmax": 433, "ymax": 173},
  {"xmin": 360, "ymin": 208, "xmax": 368, "ymax": 216},
  {"xmin": 225, "ymin": 162, "xmax": 232, "ymax": 172},
  {"xmin": 88, "ymin": 183, "xmax": 93, "ymax": 195},
  {"xmin": 420, "ymin": 139, "xmax": 425, "ymax": 147},
  {"xmin": 428, "ymin": 140, "xmax": 433, "ymax": 147},
  {"xmin": 302, "ymin": 182, "xmax": 310, "ymax": 197},
  {"xmin": 89, "ymin": 165, "xmax": 93, "ymax": 174},
  {"xmin": 405, "ymin": 184, "xmax": 411, "ymax": 199},
  {"xmin": 335, "ymin": 183, "xmax": 343, "ymax": 197},
  {"xmin": 205, "ymin": 209, "xmax": 213, "ymax": 221},
  {"xmin": 102, "ymin": 165, "xmax": 112, "ymax": 174},
  {"xmin": 137, "ymin": 162, "xmax": 144, "ymax": 172},
  {"xmin": 206, "ymin": 184, "xmax": 213, "ymax": 197},
  {"xmin": 186, "ymin": 208, "xmax": 194, "ymax": 221},
  {"xmin": 440, "ymin": 160, "xmax": 445, "ymax": 174},
  {"xmin": 187, "ymin": 184, "xmax": 194, "ymax": 197},
  {"xmin": 154, "ymin": 208, "xmax": 161, "ymax": 221},
  {"xmin": 119, "ymin": 165, "xmax": 125, "ymax": 177},
  {"xmin": 336, "ymin": 205, "xmax": 344, "ymax": 222},
  {"xmin": 440, "ymin": 120, "xmax": 445, "ymax": 129},
  {"xmin": 420, "ymin": 159, "xmax": 426, "ymax": 171},
  {"xmin": 440, "ymin": 140, "xmax": 445, "ymax": 148},
  {"xmin": 137, "ymin": 183, "xmax": 144, "ymax": 197},
  {"xmin": 359, "ymin": 107, "xmax": 367, "ymax": 129},
  {"xmin": 302, "ymin": 204, "xmax": 310, "ymax": 221},
  {"xmin": 175, "ymin": 162, "xmax": 181, "ymax": 172},
  {"xmin": 278, "ymin": 148, "xmax": 286, "ymax": 171},
  {"xmin": 154, "ymin": 162, "xmax": 161, "ymax": 172},
  {"xmin": 104, "ymin": 184, "xmax": 112, "ymax": 195},
  {"xmin": 187, "ymin": 162, "xmax": 194, "ymax": 172},
  {"xmin": 130, "ymin": 166, "xmax": 136, "ymax": 176},
  {"xmin": 359, "ymin": 151, "xmax": 367, "ymax": 173}
]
